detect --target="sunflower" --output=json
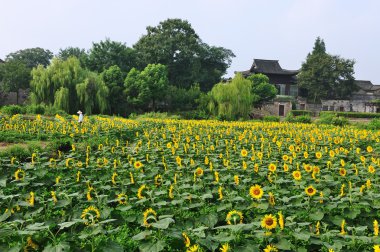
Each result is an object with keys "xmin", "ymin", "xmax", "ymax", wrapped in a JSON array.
[
  {"xmin": 182, "ymin": 232, "xmax": 191, "ymax": 247},
  {"xmin": 186, "ymin": 244, "xmax": 199, "ymax": 252},
  {"xmin": 143, "ymin": 208, "xmax": 157, "ymax": 227},
  {"xmin": 374, "ymin": 245, "xmax": 380, "ymax": 252},
  {"xmin": 367, "ymin": 146, "xmax": 373, "ymax": 153},
  {"xmin": 368, "ymin": 165, "xmax": 376, "ymax": 174},
  {"xmin": 283, "ymin": 163, "xmax": 289, "ymax": 172},
  {"xmin": 305, "ymin": 185, "xmax": 317, "ymax": 196},
  {"xmin": 117, "ymin": 193, "xmax": 128, "ymax": 205},
  {"xmin": 218, "ymin": 186, "xmax": 223, "ymax": 200},
  {"xmin": 65, "ymin": 158, "xmax": 74, "ymax": 168},
  {"xmin": 226, "ymin": 210, "xmax": 243, "ymax": 225},
  {"xmin": 154, "ymin": 174, "xmax": 162, "ymax": 186},
  {"xmin": 241, "ymin": 149, "xmax": 248, "ymax": 157},
  {"xmin": 329, "ymin": 150, "xmax": 335, "ymax": 158},
  {"xmin": 257, "ymin": 152, "xmax": 263, "ymax": 159},
  {"xmin": 134, "ymin": 161, "xmax": 143, "ymax": 169},
  {"xmin": 263, "ymin": 244, "xmax": 278, "ymax": 252},
  {"xmin": 315, "ymin": 152, "xmax": 322, "ymax": 159},
  {"xmin": 282, "ymin": 154, "xmax": 289, "ymax": 161},
  {"xmin": 169, "ymin": 185, "xmax": 174, "ymax": 199},
  {"xmin": 303, "ymin": 152, "xmax": 309, "ymax": 159},
  {"xmin": 195, "ymin": 167, "xmax": 204, "ymax": 176},
  {"xmin": 268, "ymin": 192, "xmax": 275, "ymax": 206},
  {"xmin": 360, "ymin": 156, "xmax": 366, "ymax": 162},
  {"xmin": 234, "ymin": 175, "xmax": 239, "ymax": 185},
  {"xmin": 249, "ymin": 185, "xmax": 264, "ymax": 199},
  {"xmin": 289, "ymin": 145, "xmax": 295, "ymax": 152},
  {"xmin": 261, "ymin": 214, "xmax": 277, "ymax": 230},
  {"xmin": 278, "ymin": 211, "xmax": 284, "ymax": 230},
  {"xmin": 28, "ymin": 192, "xmax": 35, "ymax": 206},
  {"xmin": 374, "ymin": 220, "xmax": 379, "ymax": 236},
  {"xmin": 81, "ymin": 205, "xmax": 101, "ymax": 225},
  {"xmin": 268, "ymin": 163, "xmax": 277, "ymax": 172},
  {"xmin": 214, "ymin": 171, "xmax": 219, "ymax": 183},
  {"xmin": 339, "ymin": 168, "xmax": 346, "ymax": 177},
  {"xmin": 292, "ymin": 171, "xmax": 302, "ymax": 181},
  {"xmin": 219, "ymin": 243, "xmax": 230, "ymax": 252},
  {"xmin": 304, "ymin": 164, "xmax": 312, "ymax": 173},
  {"xmin": 137, "ymin": 185, "xmax": 146, "ymax": 199},
  {"xmin": 14, "ymin": 169, "xmax": 25, "ymax": 181}
]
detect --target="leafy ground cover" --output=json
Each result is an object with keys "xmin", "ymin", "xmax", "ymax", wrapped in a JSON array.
[{"xmin": 0, "ymin": 114, "xmax": 379, "ymax": 251}]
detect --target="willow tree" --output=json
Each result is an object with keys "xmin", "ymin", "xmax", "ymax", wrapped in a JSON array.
[
  {"xmin": 76, "ymin": 72, "xmax": 109, "ymax": 114},
  {"xmin": 30, "ymin": 57, "xmax": 108, "ymax": 114},
  {"xmin": 209, "ymin": 73, "xmax": 253, "ymax": 120}
]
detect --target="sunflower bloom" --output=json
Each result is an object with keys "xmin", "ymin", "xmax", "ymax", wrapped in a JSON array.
[
  {"xmin": 29, "ymin": 192, "xmax": 35, "ymax": 206},
  {"xmin": 130, "ymin": 172, "xmax": 135, "ymax": 184},
  {"xmin": 76, "ymin": 171, "xmax": 81, "ymax": 182},
  {"xmin": 339, "ymin": 168, "xmax": 346, "ymax": 177},
  {"xmin": 319, "ymin": 191, "xmax": 324, "ymax": 203},
  {"xmin": 315, "ymin": 152, "xmax": 322, "ymax": 159},
  {"xmin": 154, "ymin": 174, "xmax": 162, "ymax": 186},
  {"xmin": 219, "ymin": 243, "xmax": 230, "ymax": 252},
  {"xmin": 374, "ymin": 220, "xmax": 379, "ymax": 236},
  {"xmin": 367, "ymin": 146, "xmax": 373, "ymax": 153},
  {"xmin": 340, "ymin": 184, "xmax": 345, "ymax": 197},
  {"xmin": 268, "ymin": 163, "xmax": 276, "ymax": 173},
  {"xmin": 143, "ymin": 208, "xmax": 157, "ymax": 227},
  {"xmin": 226, "ymin": 210, "xmax": 243, "ymax": 225},
  {"xmin": 186, "ymin": 244, "xmax": 199, "ymax": 252},
  {"xmin": 340, "ymin": 219, "xmax": 346, "ymax": 235},
  {"xmin": 249, "ymin": 185, "xmax": 264, "ymax": 200},
  {"xmin": 117, "ymin": 193, "xmax": 128, "ymax": 205},
  {"xmin": 374, "ymin": 245, "xmax": 380, "ymax": 252},
  {"xmin": 241, "ymin": 149, "xmax": 248, "ymax": 157},
  {"xmin": 292, "ymin": 171, "xmax": 302, "ymax": 181},
  {"xmin": 137, "ymin": 185, "xmax": 146, "ymax": 199},
  {"xmin": 15, "ymin": 169, "xmax": 25, "ymax": 181},
  {"xmin": 51, "ymin": 191, "xmax": 58, "ymax": 204},
  {"xmin": 263, "ymin": 244, "xmax": 278, "ymax": 252},
  {"xmin": 87, "ymin": 187, "xmax": 93, "ymax": 201},
  {"xmin": 316, "ymin": 221, "xmax": 320, "ymax": 235},
  {"xmin": 261, "ymin": 214, "xmax": 277, "ymax": 230},
  {"xmin": 368, "ymin": 165, "xmax": 376, "ymax": 174},
  {"xmin": 214, "ymin": 171, "xmax": 219, "ymax": 183},
  {"xmin": 182, "ymin": 232, "xmax": 191, "ymax": 247},
  {"xmin": 234, "ymin": 175, "xmax": 239, "ymax": 185},
  {"xmin": 169, "ymin": 185, "xmax": 174, "ymax": 199},
  {"xmin": 195, "ymin": 167, "xmax": 204, "ymax": 177},
  {"xmin": 268, "ymin": 192, "xmax": 275, "ymax": 206},
  {"xmin": 134, "ymin": 161, "xmax": 143, "ymax": 169},
  {"xmin": 25, "ymin": 237, "xmax": 38, "ymax": 251},
  {"xmin": 305, "ymin": 185, "xmax": 317, "ymax": 196},
  {"xmin": 278, "ymin": 212, "xmax": 284, "ymax": 230},
  {"xmin": 218, "ymin": 186, "xmax": 223, "ymax": 200},
  {"xmin": 81, "ymin": 206, "xmax": 101, "ymax": 225}
]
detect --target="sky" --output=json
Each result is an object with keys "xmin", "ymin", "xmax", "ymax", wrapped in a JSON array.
[{"xmin": 1, "ymin": 0, "xmax": 379, "ymax": 83}]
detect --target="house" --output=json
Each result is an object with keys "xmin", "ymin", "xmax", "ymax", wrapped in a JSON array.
[{"xmin": 238, "ymin": 59, "xmax": 300, "ymax": 116}]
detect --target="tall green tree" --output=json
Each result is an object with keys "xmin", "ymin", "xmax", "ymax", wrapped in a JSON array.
[
  {"xmin": 0, "ymin": 60, "xmax": 30, "ymax": 104},
  {"xmin": 133, "ymin": 18, "xmax": 234, "ymax": 90},
  {"xmin": 87, "ymin": 38, "xmax": 137, "ymax": 74},
  {"xmin": 124, "ymin": 68, "xmax": 147, "ymax": 112},
  {"xmin": 102, "ymin": 65, "xmax": 125, "ymax": 115},
  {"xmin": 298, "ymin": 37, "xmax": 356, "ymax": 102},
  {"xmin": 6, "ymin": 47, "xmax": 53, "ymax": 68},
  {"xmin": 57, "ymin": 47, "xmax": 88, "ymax": 67},
  {"xmin": 247, "ymin": 73, "xmax": 277, "ymax": 107}
]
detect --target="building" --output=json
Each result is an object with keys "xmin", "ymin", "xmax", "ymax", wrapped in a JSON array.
[{"xmin": 239, "ymin": 59, "xmax": 299, "ymax": 97}]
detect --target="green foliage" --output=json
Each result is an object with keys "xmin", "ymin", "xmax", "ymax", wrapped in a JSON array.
[
  {"xmin": 5, "ymin": 47, "xmax": 53, "ymax": 68},
  {"xmin": 165, "ymin": 85, "xmax": 202, "ymax": 112},
  {"xmin": 291, "ymin": 110, "xmax": 313, "ymax": 116},
  {"xmin": 57, "ymin": 47, "xmax": 88, "ymax": 67},
  {"xmin": 209, "ymin": 73, "xmax": 253, "ymax": 120},
  {"xmin": 102, "ymin": 65, "xmax": 126, "ymax": 115},
  {"xmin": 87, "ymin": 38, "xmax": 137, "ymax": 73},
  {"xmin": 364, "ymin": 118, "xmax": 380, "ymax": 130},
  {"xmin": 25, "ymin": 104, "xmax": 45, "ymax": 114},
  {"xmin": 1, "ymin": 105, "xmax": 25, "ymax": 115},
  {"xmin": 316, "ymin": 113, "xmax": 349, "ymax": 126},
  {"xmin": 320, "ymin": 111, "xmax": 380, "ymax": 118},
  {"xmin": 298, "ymin": 37, "xmax": 356, "ymax": 102},
  {"xmin": 133, "ymin": 18, "xmax": 234, "ymax": 91},
  {"xmin": 285, "ymin": 112, "xmax": 312, "ymax": 123},
  {"xmin": 247, "ymin": 73, "xmax": 277, "ymax": 107},
  {"xmin": 0, "ymin": 144, "xmax": 30, "ymax": 161},
  {"xmin": 263, "ymin": 115, "xmax": 280, "ymax": 122}
]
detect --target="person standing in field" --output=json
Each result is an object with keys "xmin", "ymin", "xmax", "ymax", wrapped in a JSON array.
[{"xmin": 77, "ymin": 110, "xmax": 84, "ymax": 123}]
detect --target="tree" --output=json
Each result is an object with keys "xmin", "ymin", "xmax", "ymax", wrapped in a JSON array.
[
  {"xmin": 133, "ymin": 18, "xmax": 235, "ymax": 90},
  {"xmin": 298, "ymin": 37, "xmax": 356, "ymax": 102},
  {"xmin": 87, "ymin": 38, "xmax": 137, "ymax": 74},
  {"xmin": 247, "ymin": 73, "xmax": 277, "ymax": 107},
  {"xmin": 6, "ymin": 47, "xmax": 53, "ymax": 68},
  {"xmin": 101, "ymin": 65, "xmax": 125, "ymax": 115},
  {"xmin": 57, "ymin": 47, "xmax": 88, "ymax": 67},
  {"xmin": 209, "ymin": 73, "xmax": 253, "ymax": 120},
  {"xmin": 0, "ymin": 60, "xmax": 30, "ymax": 104},
  {"xmin": 124, "ymin": 68, "xmax": 147, "ymax": 112},
  {"xmin": 30, "ymin": 57, "xmax": 108, "ymax": 114}
]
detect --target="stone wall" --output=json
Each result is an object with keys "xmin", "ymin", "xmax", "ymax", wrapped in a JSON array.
[{"xmin": 0, "ymin": 89, "xmax": 29, "ymax": 106}]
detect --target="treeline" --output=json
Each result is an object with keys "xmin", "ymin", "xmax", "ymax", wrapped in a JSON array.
[{"xmin": 0, "ymin": 18, "xmax": 235, "ymax": 116}]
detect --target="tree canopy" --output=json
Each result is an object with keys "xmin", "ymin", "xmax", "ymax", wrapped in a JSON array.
[
  {"xmin": 133, "ymin": 18, "xmax": 234, "ymax": 91},
  {"xmin": 297, "ymin": 37, "xmax": 356, "ymax": 102},
  {"xmin": 5, "ymin": 47, "xmax": 53, "ymax": 68}
]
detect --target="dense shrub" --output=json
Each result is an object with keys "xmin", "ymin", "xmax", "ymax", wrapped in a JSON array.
[
  {"xmin": 263, "ymin": 115, "xmax": 280, "ymax": 122},
  {"xmin": 1, "ymin": 105, "xmax": 25, "ymax": 115},
  {"xmin": 178, "ymin": 110, "xmax": 210, "ymax": 120},
  {"xmin": 292, "ymin": 110, "xmax": 313, "ymax": 116},
  {"xmin": 285, "ymin": 112, "xmax": 311, "ymax": 123},
  {"xmin": 25, "ymin": 104, "xmax": 45, "ymax": 114},
  {"xmin": 0, "ymin": 144, "xmax": 30, "ymax": 162},
  {"xmin": 320, "ymin": 111, "xmax": 380, "ymax": 118},
  {"xmin": 317, "ymin": 113, "xmax": 349, "ymax": 126},
  {"xmin": 44, "ymin": 106, "xmax": 68, "ymax": 117}
]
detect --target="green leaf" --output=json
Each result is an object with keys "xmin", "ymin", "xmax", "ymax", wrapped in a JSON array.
[
  {"xmin": 210, "ymin": 232, "xmax": 235, "ymax": 242},
  {"xmin": 98, "ymin": 241, "xmax": 124, "ymax": 252},
  {"xmin": 217, "ymin": 203, "xmax": 232, "ymax": 212},
  {"xmin": 26, "ymin": 222, "xmax": 49, "ymax": 230},
  {"xmin": 0, "ymin": 178, "xmax": 6, "ymax": 187},
  {"xmin": 275, "ymin": 238, "xmax": 292, "ymax": 250},
  {"xmin": 200, "ymin": 213, "xmax": 218, "ymax": 228},
  {"xmin": 293, "ymin": 231, "xmax": 310, "ymax": 242},
  {"xmin": 310, "ymin": 211, "xmax": 324, "ymax": 221},
  {"xmin": 42, "ymin": 242, "xmax": 70, "ymax": 252},
  {"xmin": 132, "ymin": 230, "xmax": 152, "ymax": 241},
  {"xmin": 151, "ymin": 218, "xmax": 174, "ymax": 229},
  {"xmin": 257, "ymin": 202, "xmax": 269, "ymax": 210},
  {"xmin": 58, "ymin": 220, "xmax": 81, "ymax": 230},
  {"xmin": 0, "ymin": 211, "xmax": 11, "ymax": 222},
  {"xmin": 139, "ymin": 240, "xmax": 165, "ymax": 252}
]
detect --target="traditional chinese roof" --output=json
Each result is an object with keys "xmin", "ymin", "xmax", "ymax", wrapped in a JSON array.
[
  {"xmin": 355, "ymin": 80, "xmax": 380, "ymax": 92},
  {"xmin": 240, "ymin": 59, "xmax": 299, "ymax": 76}
]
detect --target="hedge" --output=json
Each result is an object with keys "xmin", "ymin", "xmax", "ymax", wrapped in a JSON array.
[
  {"xmin": 292, "ymin": 110, "xmax": 313, "ymax": 116},
  {"xmin": 319, "ymin": 111, "xmax": 380, "ymax": 118}
]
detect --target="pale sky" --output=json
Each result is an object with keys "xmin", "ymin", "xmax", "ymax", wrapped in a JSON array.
[{"xmin": 1, "ymin": 0, "xmax": 379, "ymax": 83}]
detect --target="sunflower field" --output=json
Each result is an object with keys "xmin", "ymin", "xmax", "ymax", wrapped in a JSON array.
[{"xmin": 0, "ymin": 114, "xmax": 379, "ymax": 252}]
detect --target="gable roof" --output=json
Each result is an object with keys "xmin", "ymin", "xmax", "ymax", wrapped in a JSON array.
[
  {"xmin": 249, "ymin": 59, "xmax": 299, "ymax": 75},
  {"xmin": 355, "ymin": 80, "xmax": 380, "ymax": 92}
]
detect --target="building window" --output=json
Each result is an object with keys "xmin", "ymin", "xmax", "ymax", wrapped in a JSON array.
[
  {"xmin": 290, "ymin": 85, "xmax": 298, "ymax": 97},
  {"xmin": 339, "ymin": 106, "xmax": 344, "ymax": 112}
]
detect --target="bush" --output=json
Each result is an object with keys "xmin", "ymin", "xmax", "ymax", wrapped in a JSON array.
[
  {"xmin": 285, "ymin": 112, "xmax": 311, "ymax": 123},
  {"xmin": 25, "ymin": 104, "xmax": 45, "ymax": 114},
  {"xmin": 320, "ymin": 111, "xmax": 380, "ymax": 119},
  {"xmin": 0, "ymin": 144, "xmax": 31, "ymax": 162},
  {"xmin": 44, "ymin": 106, "xmax": 68, "ymax": 117},
  {"xmin": 263, "ymin": 115, "xmax": 280, "ymax": 122},
  {"xmin": 364, "ymin": 118, "xmax": 380, "ymax": 130},
  {"xmin": 48, "ymin": 138, "xmax": 73, "ymax": 152},
  {"xmin": 178, "ymin": 110, "xmax": 210, "ymax": 120},
  {"xmin": 292, "ymin": 110, "xmax": 313, "ymax": 116},
  {"xmin": 317, "ymin": 113, "xmax": 349, "ymax": 126},
  {"xmin": 1, "ymin": 105, "xmax": 25, "ymax": 115}
]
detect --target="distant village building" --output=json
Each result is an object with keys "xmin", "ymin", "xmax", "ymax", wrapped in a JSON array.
[{"xmin": 239, "ymin": 59, "xmax": 380, "ymax": 116}]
